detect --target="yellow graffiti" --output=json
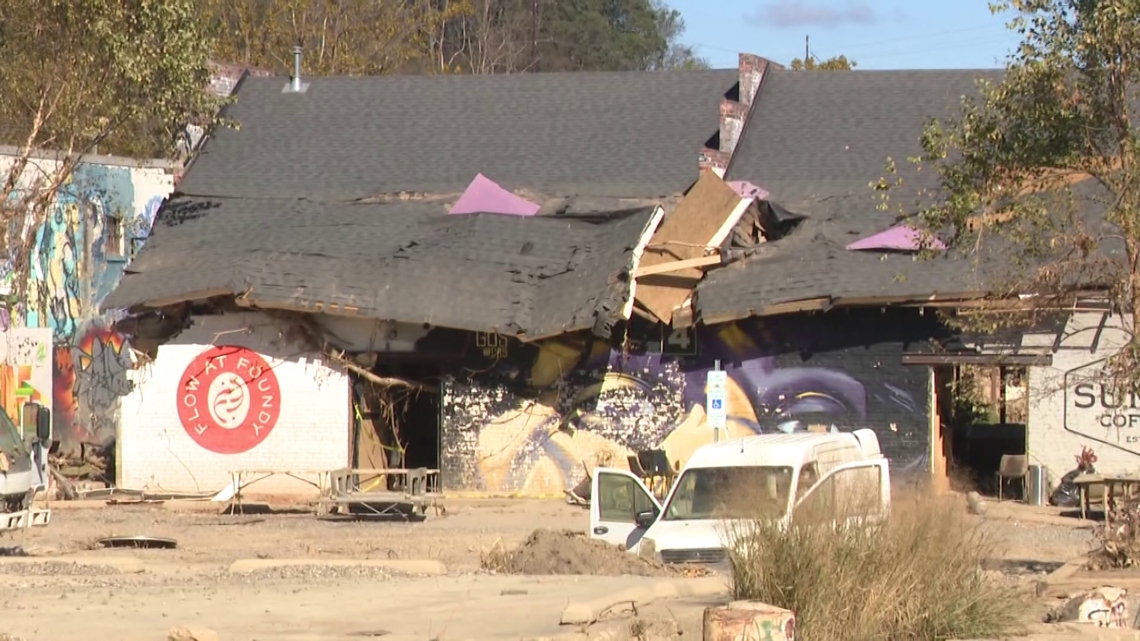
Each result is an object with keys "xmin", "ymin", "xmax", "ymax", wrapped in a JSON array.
[
  {"xmin": 29, "ymin": 199, "xmax": 82, "ymax": 326},
  {"xmin": 530, "ymin": 338, "xmax": 585, "ymax": 388},
  {"xmin": 0, "ymin": 364, "xmax": 43, "ymax": 436}
]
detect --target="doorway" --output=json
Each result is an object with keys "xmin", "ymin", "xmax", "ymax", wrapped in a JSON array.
[
  {"xmin": 352, "ymin": 361, "xmax": 441, "ymax": 472},
  {"xmin": 941, "ymin": 365, "xmax": 1028, "ymax": 496}
]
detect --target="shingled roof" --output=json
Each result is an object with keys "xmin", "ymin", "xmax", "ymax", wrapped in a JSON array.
[
  {"xmin": 178, "ymin": 70, "xmax": 738, "ymax": 201},
  {"xmin": 696, "ymin": 69, "xmax": 1006, "ymax": 320},
  {"xmin": 103, "ymin": 195, "xmax": 657, "ymax": 338},
  {"xmin": 726, "ymin": 69, "xmax": 1004, "ymax": 196}
]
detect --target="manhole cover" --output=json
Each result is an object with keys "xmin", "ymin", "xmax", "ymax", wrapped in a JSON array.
[{"xmin": 98, "ymin": 536, "xmax": 178, "ymax": 549}]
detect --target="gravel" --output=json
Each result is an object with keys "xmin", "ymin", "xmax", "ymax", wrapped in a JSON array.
[
  {"xmin": 979, "ymin": 519, "xmax": 1096, "ymax": 554},
  {"xmin": 0, "ymin": 562, "xmax": 124, "ymax": 576},
  {"xmin": 231, "ymin": 565, "xmax": 397, "ymax": 582}
]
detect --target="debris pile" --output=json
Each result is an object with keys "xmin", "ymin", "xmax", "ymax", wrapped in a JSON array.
[
  {"xmin": 1089, "ymin": 501, "xmax": 1140, "ymax": 571},
  {"xmin": 480, "ymin": 529, "xmax": 705, "ymax": 577},
  {"xmin": 1046, "ymin": 587, "xmax": 1130, "ymax": 628}
]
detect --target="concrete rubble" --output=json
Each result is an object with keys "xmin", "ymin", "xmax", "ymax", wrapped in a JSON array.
[
  {"xmin": 1047, "ymin": 587, "xmax": 1131, "ymax": 628},
  {"xmin": 702, "ymin": 601, "xmax": 795, "ymax": 641}
]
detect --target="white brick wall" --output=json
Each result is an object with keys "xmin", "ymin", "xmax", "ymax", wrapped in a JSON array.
[
  {"xmin": 119, "ymin": 312, "xmax": 350, "ymax": 496},
  {"xmin": 1026, "ymin": 311, "xmax": 1137, "ymax": 489}
]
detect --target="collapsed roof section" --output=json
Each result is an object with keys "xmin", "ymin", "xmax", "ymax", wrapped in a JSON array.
[{"xmin": 102, "ymin": 194, "xmax": 661, "ymax": 340}]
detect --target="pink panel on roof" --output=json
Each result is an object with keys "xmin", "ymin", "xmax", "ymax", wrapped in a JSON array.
[
  {"xmin": 449, "ymin": 173, "xmax": 541, "ymax": 216},
  {"xmin": 846, "ymin": 224, "xmax": 946, "ymax": 251},
  {"xmin": 727, "ymin": 180, "xmax": 769, "ymax": 201}
]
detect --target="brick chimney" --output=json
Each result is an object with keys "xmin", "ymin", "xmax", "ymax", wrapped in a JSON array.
[{"xmin": 700, "ymin": 53, "xmax": 779, "ymax": 176}]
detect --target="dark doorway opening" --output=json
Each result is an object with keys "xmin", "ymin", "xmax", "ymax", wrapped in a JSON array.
[
  {"xmin": 352, "ymin": 361, "xmax": 441, "ymax": 474},
  {"xmin": 940, "ymin": 365, "xmax": 1029, "ymax": 497}
]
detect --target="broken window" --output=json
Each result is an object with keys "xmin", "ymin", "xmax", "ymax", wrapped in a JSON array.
[{"xmin": 105, "ymin": 212, "xmax": 126, "ymax": 258}]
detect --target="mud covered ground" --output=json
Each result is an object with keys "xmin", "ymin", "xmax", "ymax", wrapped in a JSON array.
[{"xmin": 0, "ymin": 496, "xmax": 1117, "ymax": 640}]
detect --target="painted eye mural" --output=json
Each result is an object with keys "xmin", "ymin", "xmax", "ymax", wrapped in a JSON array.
[{"xmin": 441, "ymin": 310, "xmax": 934, "ymax": 494}]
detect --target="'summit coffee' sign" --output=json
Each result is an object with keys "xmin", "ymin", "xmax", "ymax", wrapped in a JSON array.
[
  {"xmin": 1064, "ymin": 360, "xmax": 1140, "ymax": 451},
  {"xmin": 1070, "ymin": 383, "xmax": 1140, "ymax": 429}
]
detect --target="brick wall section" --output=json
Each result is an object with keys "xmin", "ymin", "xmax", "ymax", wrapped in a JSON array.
[
  {"xmin": 738, "ymin": 53, "xmax": 766, "ymax": 106},
  {"xmin": 1026, "ymin": 311, "xmax": 1137, "ymax": 489},
  {"xmin": 119, "ymin": 312, "xmax": 350, "ymax": 495},
  {"xmin": 698, "ymin": 150, "xmax": 731, "ymax": 175},
  {"xmin": 718, "ymin": 98, "xmax": 750, "ymax": 160},
  {"xmin": 699, "ymin": 52, "xmax": 777, "ymax": 175}
]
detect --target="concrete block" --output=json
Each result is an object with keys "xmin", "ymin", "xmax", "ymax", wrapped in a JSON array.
[{"xmin": 703, "ymin": 600, "xmax": 795, "ymax": 641}]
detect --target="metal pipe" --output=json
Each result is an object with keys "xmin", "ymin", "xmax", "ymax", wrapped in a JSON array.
[{"xmin": 292, "ymin": 45, "xmax": 302, "ymax": 92}]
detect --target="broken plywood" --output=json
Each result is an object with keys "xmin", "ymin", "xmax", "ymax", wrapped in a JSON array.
[{"xmin": 634, "ymin": 173, "xmax": 745, "ymax": 323}]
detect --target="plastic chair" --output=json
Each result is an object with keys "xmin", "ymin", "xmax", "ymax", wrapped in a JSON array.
[{"xmin": 996, "ymin": 454, "xmax": 1029, "ymax": 501}]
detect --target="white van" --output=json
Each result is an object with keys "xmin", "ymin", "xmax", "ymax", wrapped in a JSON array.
[{"xmin": 588, "ymin": 430, "xmax": 891, "ymax": 564}]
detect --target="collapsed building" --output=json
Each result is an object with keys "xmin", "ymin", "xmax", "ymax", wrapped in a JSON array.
[{"xmin": 96, "ymin": 58, "xmax": 1124, "ymax": 500}]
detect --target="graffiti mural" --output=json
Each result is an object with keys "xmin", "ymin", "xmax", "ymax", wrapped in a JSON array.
[
  {"xmin": 53, "ymin": 319, "xmax": 134, "ymax": 449},
  {"xmin": 0, "ymin": 329, "xmax": 52, "ymax": 438},
  {"xmin": 0, "ymin": 154, "xmax": 173, "ymax": 451},
  {"xmin": 441, "ymin": 309, "xmax": 942, "ymax": 494}
]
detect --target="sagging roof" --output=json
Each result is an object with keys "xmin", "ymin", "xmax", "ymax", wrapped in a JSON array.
[
  {"xmin": 178, "ymin": 70, "xmax": 739, "ymax": 202},
  {"xmin": 695, "ymin": 69, "xmax": 1008, "ymax": 320},
  {"xmin": 695, "ymin": 194, "xmax": 981, "ymax": 324},
  {"xmin": 102, "ymin": 195, "xmax": 658, "ymax": 338}
]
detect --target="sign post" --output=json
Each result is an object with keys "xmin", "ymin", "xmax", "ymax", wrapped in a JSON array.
[{"xmin": 707, "ymin": 360, "xmax": 727, "ymax": 442}]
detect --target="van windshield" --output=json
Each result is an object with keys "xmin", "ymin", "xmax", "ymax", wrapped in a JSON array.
[{"xmin": 662, "ymin": 466, "xmax": 793, "ymax": 521}]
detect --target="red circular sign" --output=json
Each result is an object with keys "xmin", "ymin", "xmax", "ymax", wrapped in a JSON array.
[{"xmin": 176, "ymin": 346, "xmax": 281, "ymax": 454}]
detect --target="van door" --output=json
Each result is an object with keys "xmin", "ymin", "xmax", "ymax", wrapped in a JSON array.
[
  {"xmin": 792, "ymin": 458, "xmax": 890, "ymax": 524},
  {"xmin": 590, "ymin": 468, "xmax": 662, "ymax": 551}
]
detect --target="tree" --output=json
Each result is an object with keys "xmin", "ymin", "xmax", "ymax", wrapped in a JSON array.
[
  {"xmin": 649, "ymin": 1, "xmax": 710, "ymax": 71},
  {"xmin": 0, "ymin": 0, "xmax": 222, "ymax": 320},
  {"xmin": 197, "ymin": 0, "xmax": 465, "ymax": 75},
  {"xmin": 900, "ymin": 0, "xmax": 1140, "ymax": 390},
  {"xmin": 434, "ymin": 0, "xmax": 705, "ymax": 74},
  {"xmin": 789, "ymin": 55, "xmax": 856, "ymax": 70},
  {"xmin": 198, "ymin": 0, "xmax": 702, "ymax": 76}
]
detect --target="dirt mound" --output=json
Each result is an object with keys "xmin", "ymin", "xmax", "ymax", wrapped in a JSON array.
[{"xmin": 482, "ymin": 529, "xmax": 698, "ymax": 577}]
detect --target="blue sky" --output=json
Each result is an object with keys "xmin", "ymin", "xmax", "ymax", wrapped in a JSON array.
[{"xmin": 672, "ymin": 0, "xmax": 1023, "ymax": 70}]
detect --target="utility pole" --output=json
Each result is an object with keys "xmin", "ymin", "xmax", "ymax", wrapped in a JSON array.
[{"xmin": 805, "ymin": 34, "xmax": 810, "ymax": 64}]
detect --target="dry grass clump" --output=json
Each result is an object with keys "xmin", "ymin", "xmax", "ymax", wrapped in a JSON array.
[{"xmin": 726, "ymin": 492, "xmax": 1024, "ymax": 641}]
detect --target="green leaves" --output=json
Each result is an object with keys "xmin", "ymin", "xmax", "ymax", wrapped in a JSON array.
[
  {"xmin": 898, "ymin": 0, "xmax": 1140, "ymax": 368},
  {"xmin": 0, "ymin": 0, "xmax": 222, "ymax": 324},
  {"xmin": 0, "ymin": 0, "xmax": 221, "ymax": 160}
]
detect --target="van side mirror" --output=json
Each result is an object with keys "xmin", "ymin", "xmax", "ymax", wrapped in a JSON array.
[
  {"xmin": 35, "ymin": 406, "xmax": 51, "ymax": 442},
  {"xmin": 635, "ymin": 509, "xmax": 657, "ymax": 529}
]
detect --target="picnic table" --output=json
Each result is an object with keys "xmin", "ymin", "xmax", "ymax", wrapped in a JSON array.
[{"xmin": 1074, "ymin": 473, "xmax": 1140, "ymax": 528}]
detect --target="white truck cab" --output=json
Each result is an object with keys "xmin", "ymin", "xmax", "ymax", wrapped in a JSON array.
[{"xmin": 589, "ymin": 430, "xmax": 890, "ymax": 564}]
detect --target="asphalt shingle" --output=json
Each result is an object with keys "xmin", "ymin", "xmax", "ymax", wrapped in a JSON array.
[
  {"xmin": 697, "ymin": 69, "xmax": 1006, "ymax": 320},
  {"xmin": 179, "ymin": 70, "xmax": 738, "ymax": 202},
  {"xmin": 727, "ymin": 68, "xmax": 1005, "ymax": 195},
  {"xmin": 103, "ymin": 196, "xmax": 655, "ymax": 337}
]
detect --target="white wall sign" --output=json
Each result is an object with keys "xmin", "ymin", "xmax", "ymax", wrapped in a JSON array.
[{"xmin": 707, "ymin": 370, "xmax": 727, "ymax": 430}]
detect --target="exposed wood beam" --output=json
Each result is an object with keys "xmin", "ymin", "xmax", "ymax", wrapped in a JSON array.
[
  {"xmin": 1090, "ymin": 310, "xmax": 1110, "ymax": 354},
  {"xmin": 633, "ymin": 254, "xmax": 723, "ymax": 278},
  {"xmin": 139, "ymin": 288, "xmax": 232, "ymax": 309},
  {"xmin": 901, "ymin": 353, "xmax": 1053, "ymax": 366}
]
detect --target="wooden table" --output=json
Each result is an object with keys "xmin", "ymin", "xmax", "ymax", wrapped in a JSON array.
[{"xmin": 1075, "ymin": 473, "xmax": 1140, "ymax": 528}]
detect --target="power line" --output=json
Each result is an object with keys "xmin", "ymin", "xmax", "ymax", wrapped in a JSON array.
[
  {"xmin": 832, "ymin": 23, "xmax": 1011, "ymax": 53},
  {"xmin": 690, "ymin": 21, "xmax": 1010, "ymax": 57},
  {"xmin": 853, "ymin": 35, "xmax": 1016, "ymax": 62}
]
